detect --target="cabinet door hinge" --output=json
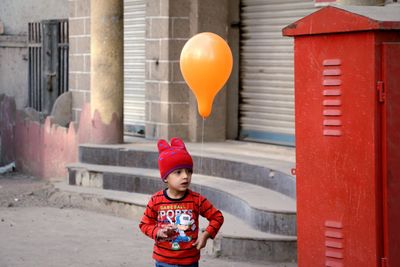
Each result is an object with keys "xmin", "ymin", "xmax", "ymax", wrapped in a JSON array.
[{"xmin": 377, "ymin": 81, "xmax": 385, "ymax": 103}]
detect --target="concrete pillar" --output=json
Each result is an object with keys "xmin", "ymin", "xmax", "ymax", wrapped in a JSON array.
[
  {"xmin": 144, "ymin": 0, "xmax": 230, "ymax": 142},
  {"xmin": 337, "ymin": 0, "xmax": 385, "ymax": 5},
  {"xmin": 90, "ymin": 0, "xmax": 123, "ymax": 143}
]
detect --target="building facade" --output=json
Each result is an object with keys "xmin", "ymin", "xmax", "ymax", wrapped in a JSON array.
[{"xmin": 0, "ymin": 0, "xmax": 395, "ymax": 176}]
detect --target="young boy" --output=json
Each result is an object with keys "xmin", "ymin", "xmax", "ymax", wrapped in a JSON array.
[{"xmin": 139, "ymin": 137, "xmax": 224, "ymax": 267}]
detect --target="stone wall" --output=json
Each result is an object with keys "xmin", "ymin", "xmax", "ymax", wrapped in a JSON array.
[
  {"xmin": 187, "ymin": 0, "xmax": 230, "ymax": 142},
  {"xmin": 145, "ymin": 0, "xmax": 231, "ymax": 142},
  {"xmin": 144, "ymin": 0, "xmax": 191, "ymax": 140},
  {"xmin": 68, "ymin": 0, "xmax": 91, "ymax": 122},
  {"xmin": 65, "ymin": 0, "xmax": 235, "ymax": 142}
]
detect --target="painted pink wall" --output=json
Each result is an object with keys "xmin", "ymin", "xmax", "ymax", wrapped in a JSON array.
[
  {"xmin": 14, "ymin": 114, "xmax": 79, "ymax": 180},
  {"xmin": 1, "ymin": 95, "xmax": 121, "ymax": 180}
]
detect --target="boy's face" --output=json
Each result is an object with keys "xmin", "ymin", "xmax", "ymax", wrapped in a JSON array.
[{"xmin": 165, "ymin": 168, "xmax": 193, "ymax": 193}]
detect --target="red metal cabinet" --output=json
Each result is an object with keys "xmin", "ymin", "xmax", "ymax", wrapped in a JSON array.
[{"xmin": 283, "ymin": 5, "xmax": 400, "ymax": 267}]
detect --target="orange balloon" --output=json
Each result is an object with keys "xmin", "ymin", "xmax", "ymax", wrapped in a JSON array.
[{"xmin": 180, "ymin": 32, "xmax": 233, "ymax": 118}]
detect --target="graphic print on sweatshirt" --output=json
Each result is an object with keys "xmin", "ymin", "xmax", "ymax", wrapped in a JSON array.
[{"xmin": 158, "ymin": 203, "xmax": 197, "ymax": 250}]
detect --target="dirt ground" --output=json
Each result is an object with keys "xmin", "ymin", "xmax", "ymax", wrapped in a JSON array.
[
  {"xmin": 0, "ymin": 171, "xmax": 296, "ymax": 267},
  {"xmin": 0, "ymin": 172, "xmax": 55, "ymax": 208}
]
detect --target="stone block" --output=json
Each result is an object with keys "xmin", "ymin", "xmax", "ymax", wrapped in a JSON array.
[
  {"xmin": 171, "ymin": 103, "xmax": 189, "ymax": 123},
  {"xmin": 149, "ymin": 102, "xmax": 170, "ymax": 123},
  {"xmin": 168, "ymin": 39, "xmax": 187, "ymax": 61},
  {"xmin": 69, "ymin": 55, "xmax": 84, "ymax": 72},
  {"xmin": 84, "ymin": 55, "xmax": 91, "ymax": 72},
  {"xmin": 145, "ymin": 61, "xmax": 151, "ymax": 80},
  {"xmin": 169, "ymin": 0, "xmax": 190, "ymax": 17},
  {"xmin": 77, "ymin": 36, "xmax": 90, "ymax": 54},
  {"xmin": 145, "ymin": 40, "xmax": 161, "ymax": 60},
  {"xmin": 69, "ymin": 18, "xmax": 85, "ymax": 36},
  {"xmin": 149, "ymin": 18, "xmax": 169, "ymax": 39},
  {"xmin": 68, "ymin": 73, "xmax": 78, "ymax": 90},
  {"xmin": 145, "ymin": 82, "xmax": 161, "ymax": 101},
  {"xmin": 171, "ymin": 62, "xmax": 184, "ymax": 82},
  {"xmin": 69, "ymin": 0, "xmax": 77, "ymax": 18},
  {"xmin": 84, "ymin": 91, "xmax": 91, "ymax": 103},
  {"xmin": 69, "ymin": 36, "xmax": 78, "ymax": 54},
  {"xmin": 146, "ymin": 0, "xmax": 161, "ymax": 16},
  {"xmin": 198, "ymin": 0, "xmax": 229, "ymax": 35},
  {"xmin": 76, "ymin": 73, "xmax": 90, "ymax": 91},
  {"xmin": 75, "ymin": 169, "xmax": 103, "ymax": 188},
  {"xmin": 84, "ymin": 18, "xmax": 91, "ymax": 35},
  {"xmin": 145, "ymin": 101, "xmax": 151, "ymax": 121},
  {"xmin": 68, "ymin": 169, "xmax": 76, "ymax": 185},
  {"xmin": 166, "ymin": 83, "xmax": 189, "ymax": 102},
  {"xmin": 145, "ymin": 123, "xmax": 158, "ymax": 139},
  {"xmin": 146, "ymin": 123, "xmax": 188, "ymax": 140},
  {"xmin": 160, "ymin": 0, "xmax": 169, "ymax": 16},
  {"xmin": 149, "ymin": 61, "xmax": 170, "ymax": 81},
  {"xmin": 51, "ymin": 91, "xmax": 72, "ymax": 127},
  {"xmin": 166, "ymin": 124, "xmax": 189, "ymax": 140},
  {"xmin": 72, "ymin": 91, "xmax": 85, "ymax": 110},
  {"xmin": 171, "ymin": 18, "xmax": 190, "ymax": 39},
  {"xmin": 76, "ymin": 0, "xmax": 90, "ymax": 17},
  {"xmin": 145, "ymin": 19, "xmax": 152, "ymax": 39}
]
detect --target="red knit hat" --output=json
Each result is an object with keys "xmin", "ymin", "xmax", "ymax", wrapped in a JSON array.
[{"xmin": 157, "ymin": 137, "xmax": 193, "ymax": 180}]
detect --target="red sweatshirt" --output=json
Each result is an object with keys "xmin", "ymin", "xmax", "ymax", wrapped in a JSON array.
[{"xmin": 139, "ymin": 189, "xmax": 224, "ymax": 265}]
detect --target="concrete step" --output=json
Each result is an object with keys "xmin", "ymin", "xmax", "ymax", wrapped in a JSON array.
[
  {"xmin": 67, "ymin": 162, "xmax": 297, "ymax": 236},
  {"xmin": 78, "ymin": 142, "xmax": 296, "ymax": 199},
  {"xmin": 53, "ymin": 181, "xmax": 297, "ymax": 263}
]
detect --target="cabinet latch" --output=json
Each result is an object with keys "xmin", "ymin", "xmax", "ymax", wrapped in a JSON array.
[{"xmin": 377, "ymin": 81, "xmax": 385, "ymax": 103}]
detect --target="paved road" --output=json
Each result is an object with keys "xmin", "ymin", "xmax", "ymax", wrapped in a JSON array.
[
  {"xmin": 0, "ymin": 173, "xmax": 296, "ymax": 267},
  {"xmin": 0, "ymin": 207, "xmax": 297, "ymax": 267}
]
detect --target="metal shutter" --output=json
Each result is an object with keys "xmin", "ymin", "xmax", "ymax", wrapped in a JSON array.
[
  {"xmin": 124, "ymin": 0, "xmax": 145, "ymax": 135},
  {"xmin": 240, "ymin": 0, "xmax": 316, "ymax": 145}
]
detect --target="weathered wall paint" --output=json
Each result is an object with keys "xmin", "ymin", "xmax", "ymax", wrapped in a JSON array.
[
  {"xmin": 0, "ymin": 94, "xmax": 16, "ymax": 165},
  {"xmin": 0, "ymin": 94, "xmax": 121, "ymax": 180}
]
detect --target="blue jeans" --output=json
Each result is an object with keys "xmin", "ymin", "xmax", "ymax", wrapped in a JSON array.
[{"xmin": 155, "ymin": 261, "xmax": 199, "ymax": 267}]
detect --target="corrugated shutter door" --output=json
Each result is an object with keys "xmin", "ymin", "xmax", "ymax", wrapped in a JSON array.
[
  {"xmin": 124, "ymin": 0, "xmax": 146, "ymax": 135},
  {"xmin": 240, "ymin": 0, "xmax": 316, "ymax": 145}
]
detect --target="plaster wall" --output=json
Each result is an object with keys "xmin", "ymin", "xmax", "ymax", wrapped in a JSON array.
[
  {"xmin": 0, "ymin": 37, "xmax": 28, "ymax": 109},
  {"xmin": 0, "ymin": 0, "xmax": 68, "ymax": 110},
  {"xmin": 0, "ymin": 0, "xmax": 68, "ymax": 35}
]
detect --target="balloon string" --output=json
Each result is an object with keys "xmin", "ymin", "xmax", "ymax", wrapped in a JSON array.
[
  {"xmin": 199, "ymin": 117, "xmax": 205, "ymax": 199},
  {"xmin": 201, "ymin": 117, "xmax": 205, "ymax": 169}
]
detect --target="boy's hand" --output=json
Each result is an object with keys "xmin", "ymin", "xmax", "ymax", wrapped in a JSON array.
[
  {"xmin": 157, "ymin": 225, "xmax": 176, "ymax": 240},
  {"xmin": 192, "ymin": 231, "xmax": 211, "ymax": 250}
]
